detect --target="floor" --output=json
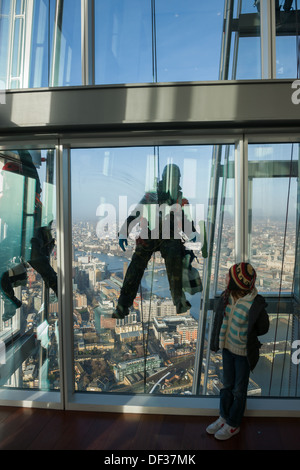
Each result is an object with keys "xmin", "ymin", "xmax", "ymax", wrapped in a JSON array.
[{"xmin": 0, "ymin": 406, "xmax": 299, "ymax": 451}]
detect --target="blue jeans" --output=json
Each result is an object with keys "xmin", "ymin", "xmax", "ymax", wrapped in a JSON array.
[{"xmin": 220, "ymin": 348, "xmax": 250, "ymax": 428}]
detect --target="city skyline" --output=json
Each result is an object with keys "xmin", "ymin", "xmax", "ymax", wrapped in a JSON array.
[
  {"xmin": 69, "ymin": 215, "xmax": 297, "ymax": 396},
  {"xmin": 0, "ymin": 210, "xmax": 296, "ymax": 396}
]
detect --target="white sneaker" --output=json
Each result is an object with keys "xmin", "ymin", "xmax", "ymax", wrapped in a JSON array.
[
  {"xmin": 214, "ymin": 423, "xmax": 240, "ymax": 440},
  {"xmin": 206, "ymin": 416, "xmax": 226, "ymax": 435}
]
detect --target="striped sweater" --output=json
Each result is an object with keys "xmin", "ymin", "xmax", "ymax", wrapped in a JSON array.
[{"xmin": 219, "ymin": 288, "xmax": 258, "ymax": 356}]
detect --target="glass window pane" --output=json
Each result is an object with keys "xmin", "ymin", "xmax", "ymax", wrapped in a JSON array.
[
  {"xmin": 0, "ymin": 0, "xmax": 82, "ymax": 89},
  {"xmin": 275, "ymin": 0, "xmax": 299, "ymax": 79},
  {"xmin": 248, "ymin": 143, "xmax": 297, "ymax": 294},
  {"xmin": 213, "ymin": 146, "xmax": 235, "ymax": 293},
  {"xmin": 253, "ymin": 306, "xmax": 294, "ymax": 397},
  {"xmin": 247, "ymin": 142, "xmax": 299, "ymax": 397},
  {"xmin": 155, "ymin": 0, "xmax": 224, "ymax": 82},
  {"xmin": 49, "ymin": 0, "xmax": 82, "ymax": 87},
  {"xmin": 231, "ymin": 0, "xmax": 261, "ymax": 79},
  {"xmin": 276, "ymin": 36, "xmax": 298, "ymax": 78},
  {"xmin": 95, "ymin": 0, "xmax": 153, "ymax": 85},
  {"xmin": 1, "ymin": 0, "xmax": 265, "ymax": 88},
  {"xmin": 0, "ymin": 0, "xmax": 11, "ymax": 88},
  {"xmin": 205, "ymin": 141, "xmax": 300, "ymax": 399},
  {"xmin": 0, "ymin": 149, "xmax": 59, "ymax": 392},
  {"xmin": 234, "ymin": 37, "xmax": 261, "ymax": 79},
  {"xmin": 71, "ymin": 145, "xmax": 218, "ymax": 395},
  {"xmin": 29, "ymin": 0, "xmax": 54, "ymax": 88}
]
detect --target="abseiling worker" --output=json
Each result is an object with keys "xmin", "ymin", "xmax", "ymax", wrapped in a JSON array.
[
  {"xmin": 113, "ymin": 163, "xmax": 206, "ymax": 319},
  {"xmin": 207, "ymin": 262, "xmax": 269, "ymax": 440}
]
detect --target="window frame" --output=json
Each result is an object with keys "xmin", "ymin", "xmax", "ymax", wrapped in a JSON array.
[
  {"xmin": 0, "ymin": 131, "xmax": 298, "ymax": 415},
  {"xmin": 58, "ymin": 132, "xmax": 299, "ymax": 414},
  {"xmin": 0, "ymin": 138, "xmax": 63, "ymax": 410}
]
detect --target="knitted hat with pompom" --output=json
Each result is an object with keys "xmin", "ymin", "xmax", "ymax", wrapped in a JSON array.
[
  {"xmin": 228, "ymin": 262, "xmax": 256, "ymax": 291},
  {"xmin": 223, "ymin": 263, "xmax": 256, "ymax": 312}
]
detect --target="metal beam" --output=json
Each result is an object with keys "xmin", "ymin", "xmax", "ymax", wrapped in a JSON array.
[{"xmin": 1, "ymin": 81, "xmax": 300, "ymax": 135}]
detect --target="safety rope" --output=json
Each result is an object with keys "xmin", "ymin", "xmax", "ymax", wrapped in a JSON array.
[{"xmin": 140, "ymin": 145, "xmax": 160, "ymax": 393}]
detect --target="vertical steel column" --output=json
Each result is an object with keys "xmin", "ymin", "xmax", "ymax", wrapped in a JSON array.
[
  {"xmin": 50, "ymin": 0, "xmax": 64, "ymax": 87},
  {"xmin": 235, "ymin": 137, "xmax": 248, "ymax": 262},
  {"xmin": 81, "ymin": 0, "xmax": 95, "ymax": 86},
  {"xmin": 56, "ymin": 145, "xmax": 75, "ymax": 408},
  {"xmin": 231, "ymin": 0, "xmax": 242, "ymax": 80},
  {"xmin": 219, "ymin": 0, "xmax": 234, "ymax": 80},
  {"xmin": 22, "ymin": 0, "xmax": 34, "ymax": 88},
  {"xmin": 260, "ymin": 0, "xmax": 276, "ymax": 79}
]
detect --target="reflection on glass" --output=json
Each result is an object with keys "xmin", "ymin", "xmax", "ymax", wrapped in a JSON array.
[
  {"xmin": 0, "ymin": 0, "xmax": 82, "ymax": 89},
  {"xmin": 208, "ymin": 305, "xmax": 298, "ymax": 397},
  {"xmin": 49, "ymin": 0, "xmax": 82, "ymax": 87},
  {"xmin": 205, "ymin": 142, "xmax": 300, "ymax": 398},
  {"xmin": 95, "ymin": 0, "xmax": 153, "ymax": 85},
  {"xmin": 71, "ymin": 146, "xmax": 214, "ymax": 395},
  {"xmin": 0, "ymin": 0, "xmax": 267, "ymax": 89},
  {"xmin": 248, "ymin": 143, "xmax": 299, "ymax": 397},
  {"xmin": 0, "ymin": 0, "xmax": 11, "ymax": 88},
  {"xmin": 275, "ymin": 0, "xmax": 299, "ymax": 78},
  {"xmin": 0, "ymin": 149, "xmax": 59, "ymax": 391},
  {"xmin": 155, "ymin": 0, "xmax": 224, "ymax": 82},
  {"xmin": 213, "ymin": 145, "xmax": 235, "ymax": 293},
  {"xmin": 252, "ymin": 308, "xmax": 294, "ymax": 397},
  {"xmin": 114, "ymin": 162, "xmax": 206, "ymax": 320},
  {"xmin": 234, "ymin": 37, "xmax": 261, "ymax": 79},
  {"xmin": 30, "ymin": 0, "xmax": 54, "ymax": 88},
  {"xmin": 248, "ymin": 143, "xmax": 297, "ymax": 294},
  {"xmin": 229, "ymin": 1, "xmax": 261, "ymax": 80}
]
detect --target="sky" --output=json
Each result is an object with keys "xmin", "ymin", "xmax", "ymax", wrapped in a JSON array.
[
  {"xmin": 26, "ymin": 0, "xmax": 273, "ymax": 87},
  {"xmin": 70, "ymin": 145, "xmax": 218, "ymax": 224},
  {"xmin": 70, "ymin": 142, "xmax": 298, "ymax": 228},
  {"xmin": 1, "ymin": 0, "xmax": 298, "ymax": 86}
]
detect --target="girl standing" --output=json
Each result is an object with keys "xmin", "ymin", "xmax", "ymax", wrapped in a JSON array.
[{"xmin": 207, "ymin": 263, "xmax": 269, "ymax": 440}]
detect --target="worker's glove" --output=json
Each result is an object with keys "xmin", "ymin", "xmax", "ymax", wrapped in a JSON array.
[
  {"xmin": 119, "ymin": 236, "xmax": 128, "ymax": 252},
  {"xmin": 188, "ymin": 232, "xmax": 200, "ymax": 243}
]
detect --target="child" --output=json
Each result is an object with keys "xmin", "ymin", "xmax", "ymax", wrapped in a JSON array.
[{"xmin": 206, "ymin": 262, "xmax": 269, "ymax": 440}]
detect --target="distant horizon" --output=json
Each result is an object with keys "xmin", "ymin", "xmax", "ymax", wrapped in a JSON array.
[{"xmin": 72, "ymin": 214, "xmax": 298, "ymax": 226}]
